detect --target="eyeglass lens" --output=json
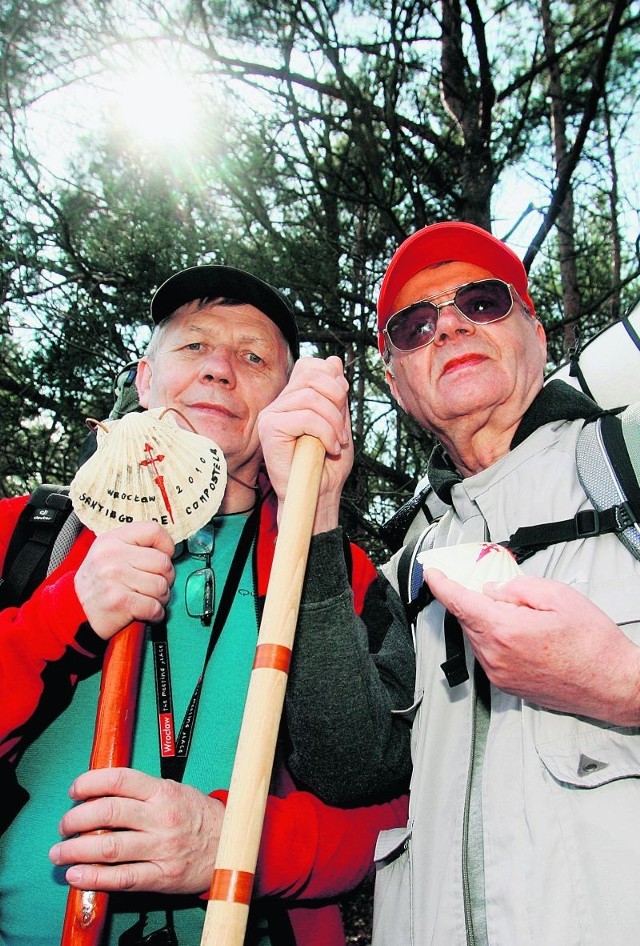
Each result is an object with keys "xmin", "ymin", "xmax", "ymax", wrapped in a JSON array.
[
  {"xmin": 386, "ymin": 279, "xmax": 514, "ymax": 353},
  {"xmin": 185, "ymin": 528, "xmax": 215, "ymax": 626}
]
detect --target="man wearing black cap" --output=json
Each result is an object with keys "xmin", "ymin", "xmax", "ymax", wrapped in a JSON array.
[
  {"xmin": 259, "ymin": 222, "xmax": 640, "ymax": 946},
  {"xmin": 0, "ymin": 264, "xmax": 413, "ymax": 946}
]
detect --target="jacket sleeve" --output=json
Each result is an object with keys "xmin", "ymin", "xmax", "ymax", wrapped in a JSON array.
[
  {"xmin": 285, "ymin": 528, "xmax": 415, "ymax": 806},
  {"xmin": 0, "ymin": 497, "xmax": 104, "ymax": 760},
  {"xmin": 210, "ymin": 788, "xmax": 408, "ymax": 900}
]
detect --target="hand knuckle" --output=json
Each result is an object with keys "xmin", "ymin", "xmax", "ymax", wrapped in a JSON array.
[
  {"xmin": 116, "ymin": 865, "xmax": 138, "ymax": 890},
  {"xmin": 100, "ymin": 831, "xmax": 121, "ymax": 861}
]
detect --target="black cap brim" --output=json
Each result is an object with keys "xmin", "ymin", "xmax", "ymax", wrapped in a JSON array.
[{"xmin": 150, "ymin": 264, "xmax": 299, "ymax": 359}]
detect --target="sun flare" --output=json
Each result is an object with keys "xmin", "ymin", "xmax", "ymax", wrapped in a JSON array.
[{"xmin": 113, "ymin": 62, "xmax": 202, "ymax": 148}]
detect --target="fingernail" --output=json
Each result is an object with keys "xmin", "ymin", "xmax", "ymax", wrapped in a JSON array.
[{"xmin": 66, "ymin": 868, "xmax": 82, "ymax": 883}]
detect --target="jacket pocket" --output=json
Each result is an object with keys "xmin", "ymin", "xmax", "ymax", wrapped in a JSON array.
[
  {"xmin": 531, "ymin": 721, "xmax": 640, "ymax": 945},
  {"xmin": 372, "ymin": 824, "xmax": 413, "ymax": 946},
  {"xmin": 536, "ymin": 728, "xmax": 640, "ymax": 788}
]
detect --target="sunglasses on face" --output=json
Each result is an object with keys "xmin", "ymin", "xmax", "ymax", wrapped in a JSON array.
[{"xmin": 383, "ymin": 278, "xmax": 517, "ymax": 357}]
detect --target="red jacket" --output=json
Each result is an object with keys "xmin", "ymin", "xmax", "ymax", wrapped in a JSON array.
[{"xmin": 0, "ymin": 487, "xmax": 407, "ymax": 945}]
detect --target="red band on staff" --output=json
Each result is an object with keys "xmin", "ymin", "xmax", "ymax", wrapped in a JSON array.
[
  {"xmin": 210, "ymin": 868, "xmax": 254, "ymax": 904},
  {"xmin": 253, "ymin": 643, "xmax": 292, "ymax": 673}
]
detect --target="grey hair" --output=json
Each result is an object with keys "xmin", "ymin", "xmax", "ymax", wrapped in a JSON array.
[{"xmin": 144, "ymin": 297, "xmax": 295, "ymax": 377}]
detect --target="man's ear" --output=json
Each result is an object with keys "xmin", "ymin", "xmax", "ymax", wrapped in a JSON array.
[
  {"xmin": 535, "ymin": 317, "xmax": 547, "ymax": 355},
  {"xmin": 136, "ymin": 359, "xmax": 152, "ymax": 409},
  {"xmin": 385, "ymin": 366, "xmax": 406, "ymax": 413}
]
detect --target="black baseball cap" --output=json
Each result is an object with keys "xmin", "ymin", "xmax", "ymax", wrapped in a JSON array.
[{"xmin": 150, "ymin": 264, "xmax": 299, "ymax": 359}]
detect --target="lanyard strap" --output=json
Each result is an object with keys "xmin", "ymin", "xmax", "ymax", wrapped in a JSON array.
[{"xmin": 151, "ymin": 505, "xmax": 259, "ymax": 782}]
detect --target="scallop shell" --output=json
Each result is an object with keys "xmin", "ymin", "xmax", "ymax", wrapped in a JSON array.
[
  {"xmin": 69, "ymin": 408, "xmax": 227, "ymax": 542},
  {"xmin": 417, "ymin": 542, "xmax": 522, "ymax": 592}
]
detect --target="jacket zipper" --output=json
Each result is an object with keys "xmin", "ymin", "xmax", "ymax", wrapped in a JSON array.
[{"xmin": 461, "ymin": 663, "xmax": 478, "ymax": 946}]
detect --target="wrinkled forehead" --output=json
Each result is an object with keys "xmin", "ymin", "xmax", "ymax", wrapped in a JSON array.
[
  {"xmin": 168, "ymin": 298, "xmax": 288, "ymax": 344},
  {"xmin": 392, "ymin": 261, "xmax": 497, "ymax": 313}
]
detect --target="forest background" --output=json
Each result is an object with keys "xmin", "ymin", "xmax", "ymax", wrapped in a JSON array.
[{"xmin": 1, "ymin": 1, "xmax": 640, "ymax": 937}]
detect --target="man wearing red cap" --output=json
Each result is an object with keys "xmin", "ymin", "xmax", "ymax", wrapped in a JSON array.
[{"xmin": 260, "ymin": 221, "xmax": 640, "ymax": 945}]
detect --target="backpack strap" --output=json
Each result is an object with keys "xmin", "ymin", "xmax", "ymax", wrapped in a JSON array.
[
  {"xmin": 395, "ymin": 518, "xmax": 469, "ymax": 687},
  {"xmin": 0, "ymin": 485, "xmax": 75, "ymax": 609},
  {"xmin": 379, "ymin": 484, "xmax": 436, "ymax": 553},
  {"xmin": 396, "ymin": 529, "xmax": 433, "ymax": 626},
  {"xmin": 506, "ymin": 410, "xmax": 640, "ymax": 564},
  {"xmin": 78, "ymin": 360, "xmax": 142, "ymax": 468},
  {"xmin": 621, "ymin": 400, "xmax": 640, "ymax": 480},
  {"xmin": 505, "ymin": 506, "xmax": 624, "ymax": 563},
  {"xmin": 576, "ymin": 407, "xmax": 640, "ymax": 560},
  {"xmin": 622, "ymin": 310, "xmax": 640, "ymax": 353},
  {"xmin": 440, "ymin": 611, "xmax": 470, "ymax": 687}
]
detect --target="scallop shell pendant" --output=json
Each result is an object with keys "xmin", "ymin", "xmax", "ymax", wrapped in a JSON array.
[
  {"xmin": 417, "ymin": 542, "xmax": 523, "ymax": 592},
  {"xmin": 69, "ymin": 407, "xmax": 227, "ymax": 542}
]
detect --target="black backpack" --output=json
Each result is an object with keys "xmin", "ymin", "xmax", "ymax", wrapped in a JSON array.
[{"xmin": 0, "ymin": 485, "xmax": 78, "ymax": 610}]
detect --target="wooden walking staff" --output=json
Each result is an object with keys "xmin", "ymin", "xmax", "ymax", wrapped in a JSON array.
[
  {"xmin": 60, "ymin": 408, "xmax": 229, "ymax": 946},
  {"xmin": 60, "ymin": 621, "xmax": 146, "ymax": 945},
  {"xmin": 200, "ymin": 433, "xmax": 325, "ymax": 946}
]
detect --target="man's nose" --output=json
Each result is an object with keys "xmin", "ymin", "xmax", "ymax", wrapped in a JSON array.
[
  {"xmin": 432, "ymin": 302, "xmax": 472, "ymax": 343},
  {"xmin": 198, "ymin": 347, "xmax": 236, "ymax": 385}
]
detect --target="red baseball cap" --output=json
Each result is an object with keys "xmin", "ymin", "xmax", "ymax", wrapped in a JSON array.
[{"xmin": 377, "ymin": 221, "xmax": 535, "ymax": 355}]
